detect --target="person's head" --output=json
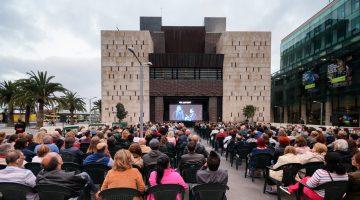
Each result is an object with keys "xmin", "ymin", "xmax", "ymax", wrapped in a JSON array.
[
  {"xmin": 96, "ymin": 143, "xmax": 108, "ymax": 153},
  {"xmin": 312, "ymin": 143, "xmax": 328, "ymax": 155},
  {"xmin": 257, "ymin": 137, "xmax": 266, "ymax": 148},
  {"xmin": 139, "ymin": 138, "xmax": 147, "ymax": 146},
  {"xmin": 122, "ymin": 130, "xmax": 130, "ymax": 140},
  {"xmin": 207, "ymin": 151, "xmax": 221, "ymax": 171},
  {"xmin": 0, "ymin": 132, "xmax": 5, "ymax": 143},
  {"xmin": 149, "ymin": 139, "xmax": 160, "ymax": 150},
  {"xmin": 37, "ymin": 144, "xmax": 50, "ymax": 157},
  {"xmin": 0, "ymin": 143, "xmax": 12, "ymax": 158},
  {"xmin": 43, "ymin": 135, "xmax": 53, "ymax": 144},
  {"xmin": 191, "ymin": 135, "xmax": 200, "ymax": 143},
  {"xmin": 278, "ymin": 136, "xmax": 290, "ymax": 148},
  {"xmin": 295, "ymin": 136, "xmax": 307, "ymax": 147},
  {"xmin": 64, "ymin": 136, "xmax": 75, "ymax": 149},
  {"xmin": 41, "ymin": 152, "xmax": 63, "ymax": 171},
  {"xmin": 351, "ymin": 151, "xmax": 360, "ymax": 170},
  {"xmin": 167, "ymin": 131, "xmax": 174, "ymax": 138},
  {"xmin": 337, "ymin": 130, "xmax": 347, "ymax": 139},
  {"xmin": 187, "ymin": 141, "xmax": 196, "ymax": 153},
  {"xmin": 324, "ymin": 152, "xmax": 346, "ymax": 175},
  {"xmin": 26, "ymin": 134, "xmax": 34, "ymax": 143},
  {"xmin": 8, "ymin": 134, "xmax": 18, "ymax": 143},
  {"xmin": 14, "ymin": 138, "xmax": 28, "ymax": 150},
  {"xmin": 349, "ymin": 133, "xmax": 359, "ymax": 141},
  {"xmin": 129, "ymin": 143, "xmax": 142, "ymax": 158},
  {"xmin": 185, "ymin": 129, "xmax": 191, "ymax": 136},
  {"xmin": 176, "ymin": 105, "xmax": 182, "ymax": 111},
  {"xmin": 87, "ymin": 136, "xmax": 100, "ymax": 153},
  {"xmin": 5, "ymin": 150, "xmax": 25, "ymax": 167},
  {"xmin": 334, "ymin": 139, "xmax": 348, "ymax": 152},
  {"xmin": 284, "ymin": 146, "xmax": 297, "ymax": 155},
  {"xmin": 33, "ymin": 131, "xmax": 46, "ymax": 144},
  {"xmin": 113, "ymin": 149, "xmax": 132, "ymax": 171},
  {"xmin": 156, "ymin": 155, "xmax": 170, "ymax": 184}
]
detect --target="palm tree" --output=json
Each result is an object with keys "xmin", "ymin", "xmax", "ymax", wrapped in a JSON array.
[
  {"xmin": 13, "ymin": 79, "xmax": 36, "ymax": 126},
  {"xmin": 0, "ymin": 81, "xmax": 17, "ymax": 127},
  {"xmin": 92, "ymin": 99, "xmax": 101, "ymax": 116},
  {"xmin": 242, "ymin": 105, "xmax": 256, "ymax": 124},
  {"xmin": 58, "ymin": 91, "xmax": 86, "ymax": 125},
  {"xmin": 26, "ymin": 71, "xmax": 66, "ymax": 127}
]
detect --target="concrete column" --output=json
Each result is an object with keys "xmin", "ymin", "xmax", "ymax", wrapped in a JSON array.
[
  {"xmin": 325, "ymin": 100, "xmax": 332, "ymax": 126},
  {"xmin": 283, "ymin": 106, "xmax": 288, "ymax": 123},
  {"xmin": 154, "ymin": 97, "xmax": 164, "ymax": 123},
  {"xmin": 208, "ymin": 97, "xmax": 217, "ymax": 123},
  {"xmin": 301, "ymin": 102, "xmax": 307, "ymax": 124}
]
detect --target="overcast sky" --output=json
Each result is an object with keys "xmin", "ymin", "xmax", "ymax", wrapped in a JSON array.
[{"xmin": 0, "ymin": 0, "xmax": 329, "ymax": 100}]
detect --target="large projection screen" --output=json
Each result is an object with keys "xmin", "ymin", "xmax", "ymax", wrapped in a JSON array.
[{"xmin": 169, "ymin": 104, "xmax": 203, "ymax": 121}]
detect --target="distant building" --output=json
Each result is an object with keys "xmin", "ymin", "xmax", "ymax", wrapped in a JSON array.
[
  {"xmin": 271, "ymin": 0, "xmax": 360, "ymax": 126},
  {"xmin": 101, "ymin": 17, "xmax": 271, "ymax": 124}
]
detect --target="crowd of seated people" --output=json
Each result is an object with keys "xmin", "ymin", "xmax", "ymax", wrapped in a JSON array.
[
  {"xmin": 0, "ymin": 122, "xmax": 230, "ymax": 200},
  {"xmin": 195, "ymin": 122, "xmax": 360, "ymax": 200}
]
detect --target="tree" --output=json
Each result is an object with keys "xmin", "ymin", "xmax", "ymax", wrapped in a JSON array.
[
  {"xmin": 242, "ymin": 105, "xmax": 256, "ymax": 123},
  {"xmin": 58, "ymin": 91, "xmax": 86, "ymax": 125},
  {"xmin": 26, "ymin": 71, "xmax": 66, "ymax": 127},
  {"xmin": 0, "ymin": 81, "xmax": 17, "ymax": 127},
  {"xmin": 13, "ymin": 79, "xmax": 36, "ymax": 126},
  {"xmin": 116, "ymin": 103, "xmax": 127, "ymax": 122},
  {"xmin": 92, "ymin": 99, "xmax": 102, "ymax": 116}
]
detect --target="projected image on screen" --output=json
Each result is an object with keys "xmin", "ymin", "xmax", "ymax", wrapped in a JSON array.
[{"xmin": 170, "ymin": 104, "xmax": 203, "ymax": 121}]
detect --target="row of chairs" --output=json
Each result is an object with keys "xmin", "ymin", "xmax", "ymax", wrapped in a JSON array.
[{"xmin": 0, "ymin": 182, "xmax": 228, "ymax": 200}]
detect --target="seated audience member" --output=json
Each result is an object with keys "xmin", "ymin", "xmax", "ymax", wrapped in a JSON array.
[
  {"xmin": 248, "ymin": 137, "xmax": 272, "ymax": 171},
  {"xmin": 179, "ymin": 141, "xmax": 206, "ymax": 171},
  {"xmin": 0, "ymin": 132, "xmax": 5, "ymax": 144},
  {"xmin": 34, "ymin": 135, "xmax": 59, "ymax": 153},
  {"xmin": 273, "ymin": 136, "xmax": 290, "ymax": 163},
  {"xmin": 287, "ymin": 152, "xmax": 348, "ymax": 200},
  {"xmin": 129, "ymin": 143, "xmax": 143, "ymax": 168},
  {"xmin": 269, "ymin": 146, "xmax": 301, "ymax": 182},
  {"xmin": 148, "ymin": 156, "xmax": 188, "ymax": 200},
  {"xmin": 86, "ymin": 136, "xmax": 100, "ymax": 157},
  {"xmin": 36, "ymin": 152, "xmax": 96, "ymax": 199},
  {"xmin": 83, "ymin": 143, "xmax": 113, "ymax": 167},
  {"xmin": 60, "ymin": 136, "xmax": 84, "ymax": 165},
  {"xmin": 80, "ymin": 131, "xmax": 92, "ymax": 144},
  {"xmin": 166, "ymin": 131, "xmax": 176, "ymax": 146},
  {"xmin": 32, "ymin": 145, "xmax": 50, "ymax": 163},
  {"xmin": 26, "ymin": 134, "xmax": 39, "ymax": 152},
  {"xmin": 196, "ymin": 151, "xmax": 228, "ymax": 185},
  {"xmin": 0, "ymin": 150, "xmax": 38, "ymax": 200},
  {"xmin": 159, "ymin": 136, "xmax": 175, "ymax": 156},
  {"xmin": 348, "ymin": 151, "xmax": 360, "ymax": 200},
  {"xmin": 298, "ymin": 143, "xmax": 327, "ymax": 164},
  {"xmin": 14, "ymin": 137, "xmax": 35, "ymax": 163},
  {"xmin": 143, "ymin": 139, "xmax": 166, "ymax": 167},
  {"xmin": 184, "ymin": 135, "xmax": 209, "ymax": 158},
  {"xmin": 294, "ymin": 136, "xmax": 311, "ymax": 155},
  {"xmin": 99, "ymin": 149, "xmax": 145, "ymax": 200},
  {"xmin": 0, "ymin": 144, "xmax": 12, "ymax": 165},
  {"xmin": 139, "ymin": 138, "xmax": 151, "ymax": 154}
]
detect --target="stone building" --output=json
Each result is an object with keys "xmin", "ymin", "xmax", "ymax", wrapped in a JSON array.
[{"xmin": 101, "ymin": 17, "xmax": 271, "ymax": 124}]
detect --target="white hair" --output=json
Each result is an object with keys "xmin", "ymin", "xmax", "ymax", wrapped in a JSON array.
[{"xmin": 334, "ymin": 139, "xmax": 348, "ymax": 152}]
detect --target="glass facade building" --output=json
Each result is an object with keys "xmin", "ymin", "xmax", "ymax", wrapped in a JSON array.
[{"xmin": 272, "ymin": 0, "xmax": 360, "ymax": 126}]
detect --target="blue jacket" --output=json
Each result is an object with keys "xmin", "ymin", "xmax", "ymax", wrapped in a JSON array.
[{"xmin": 83, "ymin": 152, "xmax": 113, "ymax": 167}]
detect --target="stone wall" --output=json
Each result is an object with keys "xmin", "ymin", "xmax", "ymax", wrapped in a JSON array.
[
  {"xmin": 217, "ymin": 32, "xmax": 271, "ymax": 122},
  {"xmin": 101, "ymin": 30, "xmax": 153, "ymax": 124}
]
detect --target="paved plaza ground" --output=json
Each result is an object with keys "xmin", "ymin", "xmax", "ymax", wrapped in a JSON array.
[{"xmin": 200, "ymin": 139, "xmax": 277, "ymax": 200}]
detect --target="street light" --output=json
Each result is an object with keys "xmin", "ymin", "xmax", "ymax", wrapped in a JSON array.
[
  {"xmin": 313, "ymin": 101, "xmax": 323, "ymax": 125},
  {"xmin": 128, "ymin": 47, "xmax": 152, "ymax": 138},
  {"xmin": 88, "ymin": 97, "xmax": 97, "ymax": 124}
]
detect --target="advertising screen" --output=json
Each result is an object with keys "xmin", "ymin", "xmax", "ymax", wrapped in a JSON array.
[
  {"xmin": 327, "ymin": 59, "xmax": 352, "ymax": 88},
  {"xmin": 302, "ymin": 70, "xmax": 319, "ymax": 92},
  {"xmin": 169, "ymin": 104, "xmax": 203, "ymax": 121}
]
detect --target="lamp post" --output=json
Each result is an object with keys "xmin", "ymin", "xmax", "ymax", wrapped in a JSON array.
[
  {"xmin": 313, "ymin": 101, "xmax": 323, "ymax": 125},
  {"xmin": 128, "ymin": 47, "xmax": 152, "ymax": 138},
  {"xmin": 88, "ymin": 97, "xmax": 97, "ymax": 124}
]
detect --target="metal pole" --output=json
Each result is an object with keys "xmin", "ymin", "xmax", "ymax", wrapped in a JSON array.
[
  {"xmin": 89, "ymin": 98, "xmax": 92, "ymax": 125},
  {"xmin": 140, "ymin": 63, "xmax": 144, "ymax": 138}
]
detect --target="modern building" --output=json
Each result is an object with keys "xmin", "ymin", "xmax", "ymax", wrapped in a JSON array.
[
  {"xmin": 101, "ymin": 17, "xmax": 271, "ymax": 124},
  {"xmin": 271, "ymin": 0, "xmax": 360, "ymax": 126}
]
